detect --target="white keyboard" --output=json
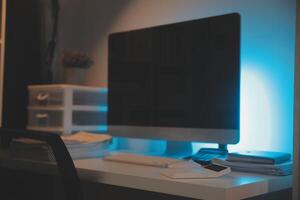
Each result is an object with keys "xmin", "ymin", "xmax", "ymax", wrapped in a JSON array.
[{"xmin": 103, "ymin": 153, "xmax": 186, "ymax": 168}]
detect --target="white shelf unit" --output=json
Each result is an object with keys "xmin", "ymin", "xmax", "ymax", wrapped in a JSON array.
[{"xmin": 27, "ymin": 84, "xmax": 108, "ymax": 134}]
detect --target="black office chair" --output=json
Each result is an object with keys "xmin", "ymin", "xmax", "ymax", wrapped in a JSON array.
[{"xmin": 0, "ymin": 128, "xmax": 83, "ymax": 200}]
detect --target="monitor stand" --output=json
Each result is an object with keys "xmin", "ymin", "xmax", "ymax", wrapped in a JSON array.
[
  {"xmin": 192, "ymin": 144, "xmax": 228, "ymax": 165},
  {"xmin": 114, "ymin": 137, "xmax": 193, "ymax": 157},
  {"xmin": 162, "ymin": 141, "xmax": 193, "ymax": 158}
]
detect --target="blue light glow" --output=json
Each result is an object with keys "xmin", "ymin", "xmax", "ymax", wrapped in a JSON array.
[
  {"xmin": 103, "ymin": 0, "xmax": 296, "ymax": 154},
  {"xmin": 230, "ymin": 66, "xmax": 275, "ymax": 152},
  {"xmin": 99, "ymin": 88, "xmax": 108, "ymax": 93},
  {"xmin": 97, "ymin": 106, "xmax": 108, "ymax": 112},
  {"xmin": 96, "ymin": 125, "xmax": 108, "ymax": 132}
]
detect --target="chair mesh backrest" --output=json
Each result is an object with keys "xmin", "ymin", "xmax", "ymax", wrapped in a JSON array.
[{"xmin": 0, "ymin": 128, "xmax": 83, "ymax": 200}]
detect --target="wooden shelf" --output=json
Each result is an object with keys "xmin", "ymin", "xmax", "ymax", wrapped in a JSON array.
[{"xmin": 0, "ymin": 0, "xmax": 6, "ymax": 126}]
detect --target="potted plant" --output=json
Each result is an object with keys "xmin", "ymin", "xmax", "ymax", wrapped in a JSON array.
[{"xmin": 61, "ymin": 50, "xmax": 93, "ymax": 85}]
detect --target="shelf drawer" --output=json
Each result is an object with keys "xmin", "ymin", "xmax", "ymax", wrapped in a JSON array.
[
  {"xmin": 72, "ymin": 111, "xmax": 107, "ymax": 125},
  {"xmin": 28, "ymin": 109, "xmax": 107, "ymax": 128},
  {"xmin": 73, "ymin": 89, "xmax": 107, "ymax": 106},
  {"xmin": 28, "ymin": 86, "xmax": 107, "ymax": 107},
  {"xmin": 29, "ymin": 88, "xmax": 64, "ymax": 106},
  {"xmin": 28, "ymin": 110, "xmax": 63, "ymax": 127}
]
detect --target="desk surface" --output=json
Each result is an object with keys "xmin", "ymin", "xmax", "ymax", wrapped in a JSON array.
[
  {"xmin": 0, "ymin": 152, "xmax": 292, "ymax": 200},
  {"xmin": 74, "ymin": 158, "xmax": 291, "ymax": 200}
]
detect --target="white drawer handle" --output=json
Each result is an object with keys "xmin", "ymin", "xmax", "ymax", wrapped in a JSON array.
[
  {"xmin": 36, "ymin": 113, "xmax": 49, "ymax": 119},
  {"xmin": 36, "ymin": 93, "xmax": 50, "ymax": 101}
]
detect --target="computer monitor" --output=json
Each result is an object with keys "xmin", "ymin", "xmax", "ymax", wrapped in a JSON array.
[{"xmin": 108, "ymin": 13, "xmax": 240, "ymax": 150}]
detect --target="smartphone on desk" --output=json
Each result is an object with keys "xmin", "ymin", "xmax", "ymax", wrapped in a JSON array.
[{"xmin": 160, "ymin": 163, "xmax": 231, "ymax": 179}]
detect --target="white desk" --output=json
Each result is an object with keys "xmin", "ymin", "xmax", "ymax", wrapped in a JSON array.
[
  {"xmin": 73, "ymin": 158, "xmax": 291, "ymax": 200},
  {"xmin": 0, "ymin": 152, "xmax": 292, "ymax": 200}
]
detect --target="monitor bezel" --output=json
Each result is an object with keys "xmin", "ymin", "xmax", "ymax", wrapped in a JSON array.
[{"xmin": 109, "ymin": 125, "xmax": 239, "ymax": 144}]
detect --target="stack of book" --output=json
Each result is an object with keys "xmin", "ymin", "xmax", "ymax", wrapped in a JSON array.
[
  {"xmin": 10, "ymin": 132, "xmax": 112, "ymax": 161},
  {"xmin": 212, "ymin": 150, "xmax": 292, "ymax": 176}
]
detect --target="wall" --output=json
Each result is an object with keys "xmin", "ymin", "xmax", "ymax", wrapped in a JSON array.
[
  {"xmin": 293, "ymin": 0, "xmax": 300, "ymax": 199},
  {"xmin": 57, "ymin": 0, "xmax": 296, "ymax": 153},
  {"xmin": 54, "ymin": 0, "xmax": 86, "ymax": 82}
]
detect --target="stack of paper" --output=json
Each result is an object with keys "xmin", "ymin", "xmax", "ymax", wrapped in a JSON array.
[
  {"xmin": 10, "ymin": 132, "xmax": 112, "ymax": 161},
  {"xmin": 212, "ymin": 158, "xmax": 292, "ymax": 176}
]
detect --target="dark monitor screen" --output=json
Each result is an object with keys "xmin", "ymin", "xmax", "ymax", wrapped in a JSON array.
[{"xmin": 108, "ymin": 13, "xmax": 240, "ymax": 144}]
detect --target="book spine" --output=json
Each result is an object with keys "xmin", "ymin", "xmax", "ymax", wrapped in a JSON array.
[{"xmin": 227, "ymin": 156, "xmax": 274, "ymax": 164}]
